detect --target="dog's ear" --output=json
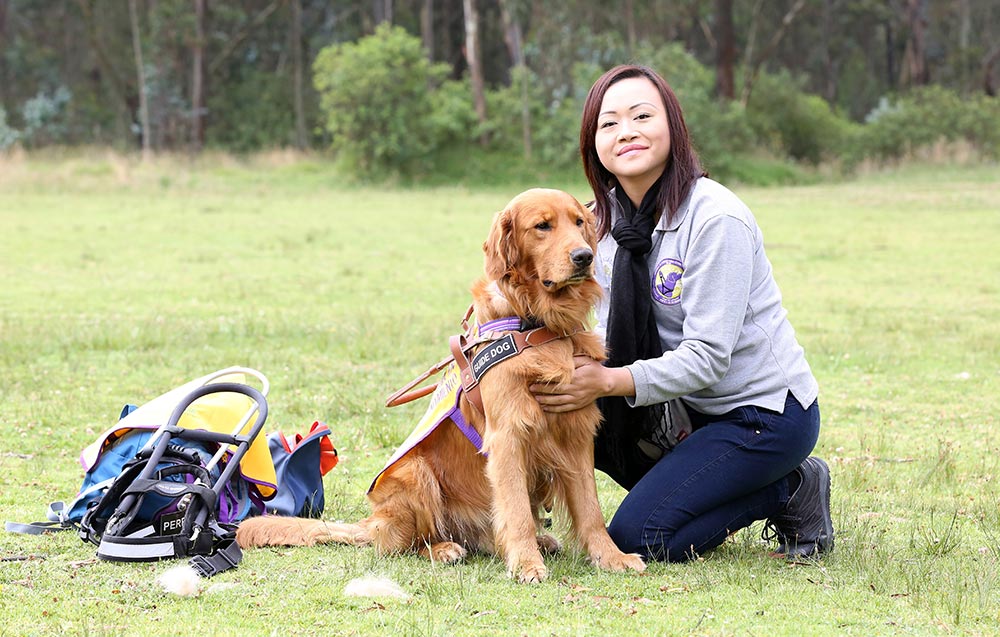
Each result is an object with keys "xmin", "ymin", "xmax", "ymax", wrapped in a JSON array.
[
  {"xmin": 484, "ymin": 206, "xmax": 519, "ymax": 281},
  {"xmin": 578, "ymin": 200, "xmax": 599, "ymax": 250}
]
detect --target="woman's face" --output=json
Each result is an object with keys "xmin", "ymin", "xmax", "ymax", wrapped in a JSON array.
[{"xmin": 594, "ymin": 76, "xmax": 671, "ymax": 202}]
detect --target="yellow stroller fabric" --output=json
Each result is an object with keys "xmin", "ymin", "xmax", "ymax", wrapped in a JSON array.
[{"xmin": 80, "ymin": 368, "xmax": 277, "ymax": 499}]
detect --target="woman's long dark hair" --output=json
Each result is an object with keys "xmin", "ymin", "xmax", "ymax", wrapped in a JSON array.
[{"xmin": 579, "ymin": 65, "xmax": 706, "ymax": 238}]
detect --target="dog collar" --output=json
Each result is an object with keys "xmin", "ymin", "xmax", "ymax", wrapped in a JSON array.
[
  {"xmin": 478, "ymin": 316, "xmax": 543, "ymax": 334},
  {"xmin": 478, "ymin": 316, "xmax": 521, "ymax": 333}
]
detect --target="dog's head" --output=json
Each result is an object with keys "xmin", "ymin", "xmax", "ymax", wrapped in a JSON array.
[{"xmin": 482, "ymin": 189, "xmax": 600, "ymax": 329}]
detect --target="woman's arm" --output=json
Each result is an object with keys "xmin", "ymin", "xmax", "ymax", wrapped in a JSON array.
[{"xmin": 627, "ymin": 214, "xmax": 754, "ymax": 406}]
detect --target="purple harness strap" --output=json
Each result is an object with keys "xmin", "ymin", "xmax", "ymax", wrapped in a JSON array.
[{"xmin": 450, "ymin": 400, "xmax": 485, "ymax": 453}]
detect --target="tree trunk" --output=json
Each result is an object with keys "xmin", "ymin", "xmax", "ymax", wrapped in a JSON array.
[
  {"xmin": 0, "ymin": 0, "xmax": 8, "ymax": 104},
  {"xmin": 900, "ymin": 0, "xmax": 929, "ymax": 86},
  {"xmin": 463, "ymin": 0, "xmax": 487, "ymax": 146},
  {"xmin": 740, "ymin": 0, "xmax": 807, "ymax": 106},
  {"xmin": 420, "ymin": 0, "xmax": 434, "ymax": 59},
  {"xmin": 373, "ymin": 0, "xmax": 391, "ymax": 25},
  {"xmin": 128, "ymin": 0, "xmax": 152, "ymax": 159},
  {"xmin": 690, "ymin": 2, "xmax": 711, "ymax": 53},
  {"xmin": 624, "ymin": 0, "xmax": 637, "ymax": 56},
  {"xmin": 714, "ymin": 0, "xmax": 735, "ymax": 100},
  {"xmin": 499, "ymin": 0, "xmax": 530, "ymax": 159},
  {"xmin": 148, "ymin": 0, "xmax": 165, "ymax": 150},
  {"xmin": 739, "ymin": 0, "xmax": 763, "ymax": 100},
  {"xmin": 884, "ymin": 17, "xmax": 897, "ymax": 89},
  {"xmin": 291, "ymin": 0, "xmax": 307, "ymax": 149},
  {"xmin": 983, "ymin": 44, "xmax": 1000, "ymax": 97},
  {"xmin": 958, "ymin": 0, "xmax": 970, "ymax": 50},
  {"xmin": 191, "ymin": 0, "xmax": 205, "ymax": 151},
  {"xmin": 820, "ymin": 0, "xmax": 838, "ymax": 102},
  {"xmin": 77, "ymin": 0, "xmax": 132, "ymax": 145},
  {"xmin": 957, "ymin": 0, "xmax": 971, "ymax": 89}
]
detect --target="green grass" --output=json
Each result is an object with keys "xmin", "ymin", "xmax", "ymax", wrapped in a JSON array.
[{"xmin": 1, "ymin": 153, "xmax": 999, "ymax": 636}]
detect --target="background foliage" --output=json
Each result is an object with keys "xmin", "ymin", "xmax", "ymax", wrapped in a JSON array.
[
  {"xmin": 313, "ymin": 24, "xmax": 458, "ymax": 175},
  {"xmin": 1, "ymin": 0, "xmax": 998, "ymax": 182}
]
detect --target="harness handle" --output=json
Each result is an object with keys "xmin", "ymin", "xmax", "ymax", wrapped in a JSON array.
[
  {"xmin": 459, "ymin": 304, "xmax": 475, "ymax": 334},
  {"xmin": 385, "ymin": 305, "xmax": 475, "ymax": 408},
  {"xmin": 384, "ymin": 354, "xmax": 454, "ymax": 408},
  {"xmin": 384, "ymin": 328, "xmax": 495, "ymax": 409}
]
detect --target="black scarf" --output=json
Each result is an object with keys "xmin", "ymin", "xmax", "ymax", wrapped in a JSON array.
[{"xmin": 593, "ymin": 184, "xmax": 667, "ymax": 490}]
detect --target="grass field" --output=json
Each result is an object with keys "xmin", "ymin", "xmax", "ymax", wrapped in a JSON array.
[{"xmin": 1, "ymin": 152, "xmax": 999, "ymax": 636}]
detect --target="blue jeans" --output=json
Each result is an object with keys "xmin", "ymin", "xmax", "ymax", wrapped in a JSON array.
[{"xmin": 606, "ymin": 394, "xmax": 820, "ymax": 562}]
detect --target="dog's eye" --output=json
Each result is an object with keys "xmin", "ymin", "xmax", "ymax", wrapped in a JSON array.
[
  {"xmin": 576, "ymin": 218, "xmax": 584, "ymax": 227},
  {"xmin": 535, "ymin": 221, "xmax": 551, "ymax": 231}
]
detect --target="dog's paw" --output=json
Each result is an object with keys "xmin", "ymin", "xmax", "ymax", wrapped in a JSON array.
[
  {"xmin": 592, "ymin": 550, "xmax": 646, "ymax": 573},
  {"xmin": 536, "ymin": 533, "xmax": 561, "ymax": 555},
  {"xmin": 513, "ymin": 562, "xmax": 548, "ymax": 584},
  {"xmin": 507, "ymin": 553, "xmax": 548, "ymax": 584},
  {"xmin": 422, "ymin": 541, "xmax": 467, "ymax": 564}
]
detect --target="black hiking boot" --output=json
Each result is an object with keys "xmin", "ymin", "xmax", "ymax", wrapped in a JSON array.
[{"xmin": 763, "ymin": 456, "xmax": 834, "ymax": 558}]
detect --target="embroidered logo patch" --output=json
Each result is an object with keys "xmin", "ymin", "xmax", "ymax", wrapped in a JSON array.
[
  {"xmin": 471, "ymin": 334, "xmax": 518, "ymax": 381},
  {"xmin": 651, "ymin": 258, "xmax": 684, "ymax": 305}
]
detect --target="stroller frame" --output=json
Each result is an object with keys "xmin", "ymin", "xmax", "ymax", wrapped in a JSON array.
[{"xmin": 81, "ymin": 381, "xmax": 268, "ymax": 576}]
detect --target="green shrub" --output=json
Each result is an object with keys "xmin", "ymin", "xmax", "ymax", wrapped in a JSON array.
[
  {"xmin": 746, "ymin": 71, "xmax": 853, "ymax": 165},
  {"xmin": 960, "ymin": 94, "xmax": 1000, "ymax": 159},
  {"xmin": 0, "ymin": 107, "xmax": 20, "ymax": 150},
  {"xmin": 18, "ymin": 86, "xmax": 72, "ymax": 147},
  {"xmin": 857, "ymin": 97, "xmax": 909, "ymax": 160},
  {"xmin": 860, "ymin": 86, "xmax": 1000, "ymax": 161},
  {"xmin": 313, "ymin": 24, "xmax": 452, "ymax": 176},
  {"xmin": 205, "ymin": 69, "xmax": 296, "ymax": 151},
  {"xmin": 426, "ymin": 77, "xmax": 479, "ymax": 147},
  {"xmin": 636, "ymin": 42, "xmax": 715, "ymax": 97},
  {"xmin": 713, "ymin": 153, "xmax": 814, "ymax": 186},
  {"xmin": 681, "ymin": 90, "xmax": 756, "ymax": 173},
  {"xmin": 486, "ymin": 64, "xmax": 588, "ymax": 168},
  {"xmin": 479, "ymin": 67, "xmax": 549, "ymax": 158}
]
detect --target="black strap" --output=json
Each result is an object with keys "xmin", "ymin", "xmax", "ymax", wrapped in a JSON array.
[
  {"xmin": 188, "ymin": 538, "xmax": 243, "ymax": 577},
  {"xmin": 5, "ymin": 520, "xmax": 77, "ymax": 535}
]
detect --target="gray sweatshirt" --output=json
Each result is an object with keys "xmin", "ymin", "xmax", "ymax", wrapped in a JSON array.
[{"xmin": 594, "ymin": 177, "xmax": 818, "ymax": 416}]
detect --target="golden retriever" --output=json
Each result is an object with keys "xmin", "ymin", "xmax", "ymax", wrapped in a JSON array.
[{"xmin": 236, "ymin": 188, "xmax": 645, "ymax": 583}]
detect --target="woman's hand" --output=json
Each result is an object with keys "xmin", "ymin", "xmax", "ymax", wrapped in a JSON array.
[{"xmin": 531, "ymin": 356, "xmax": 635, "ymax": 413}]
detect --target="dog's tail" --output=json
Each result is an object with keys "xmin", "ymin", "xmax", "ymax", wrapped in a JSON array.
[{"xmin": 235, "ymin": 516, "xmax": 371, "ymax": 548}]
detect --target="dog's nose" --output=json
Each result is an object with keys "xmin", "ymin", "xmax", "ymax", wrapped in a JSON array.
[{"xmin": 570, "ymin": 248, "xmax": 594, "ymax": 268}]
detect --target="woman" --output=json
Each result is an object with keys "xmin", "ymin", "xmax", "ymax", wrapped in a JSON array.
[{"xmin": 531, "ymin": 64, "xmax": 833, "ymax": 562}]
